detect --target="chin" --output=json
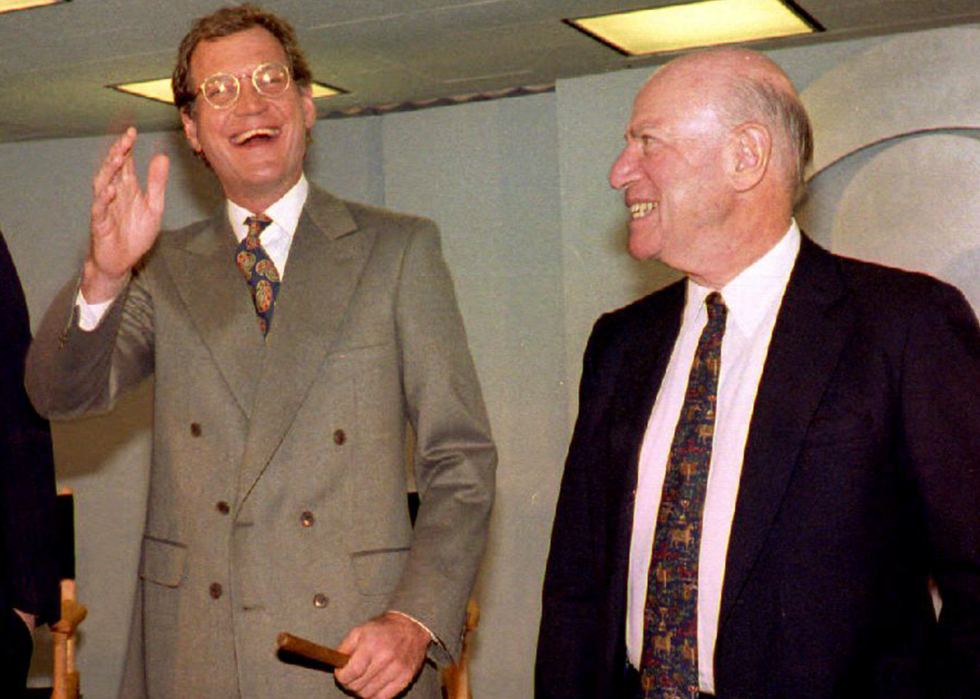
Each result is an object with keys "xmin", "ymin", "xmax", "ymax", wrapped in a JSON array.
[{"xmin": 627, "ymin": 227, "xmax": 664, "ymax": 262}]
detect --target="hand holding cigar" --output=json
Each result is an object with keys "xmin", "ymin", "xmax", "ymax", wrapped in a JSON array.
[{"xmin": 276, "ymin": 632, "xmax": 350, "ymax": 669}]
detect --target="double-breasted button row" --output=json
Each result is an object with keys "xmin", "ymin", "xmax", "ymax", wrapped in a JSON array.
[
  {"xmin": 190, "ymin": 422, "xmax": 202, "ymax": 437},
  {"xmin": 216, "ymin": 501, "xmax": 230, "ymax": 515},
  {"xmin": 209, "ymin": 582, "xmax": 223, "ymax": 599},
  {"xmin": 333, "ymin": 429, "xmax": 346, "ymax": 445},
  {"xmin": 300, "ymin": 510, "xmax": 315, "ymax": 527},
  {"xmin": 313, "ymin": 593, "xmax": 329, "ymax": 609}
]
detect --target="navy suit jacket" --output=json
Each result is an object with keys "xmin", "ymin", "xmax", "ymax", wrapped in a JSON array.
[
  {"xmin": 537, "ymin": 236, "xmax": 980, "ymax": 699},
  {"xmin": 0, "ymin": 230, "xmax": 59, "ymax": 627}
]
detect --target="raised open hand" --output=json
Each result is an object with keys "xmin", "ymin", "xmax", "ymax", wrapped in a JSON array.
[{"xmin": 82, "ymin": 127, "xmax": 170, "ymax": 303}]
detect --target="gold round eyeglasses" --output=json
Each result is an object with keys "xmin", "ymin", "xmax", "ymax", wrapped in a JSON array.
[{"xmin": 197, "ymin": 62, "xmax": 292, "ymax": 110}]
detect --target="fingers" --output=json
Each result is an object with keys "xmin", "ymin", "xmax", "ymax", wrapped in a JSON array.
[
  {"xmin": 353, "ymin": 670, "xmax": 405, "ymax": 699},
  {"xmin": 334, "ymin": 628, "xmax": 360, "ymax": 682},
  {"xmin": 90, "ymin": 181, "xmax": 116, "ymax": 233},
  {"xmin": 90, "ymin": 128, "xmax": 170, "ymax": 231},
  {"xmin": 336, "ymin": 628, "xmax": 391, "ymax": 697},
  {"xmin": 146, "ymin": 153, "xmax": 170, "ymax": 218},
  {"xmin": 91, "ymin": 127, "xmax": 136, "ymax": 231},
  {"xmin": 93, "ymin": 126, "xmax": 136, "ymax": 196},
  {"xmin": 334, "ymin": 616, "xmax": 429, "ymax": 699}
]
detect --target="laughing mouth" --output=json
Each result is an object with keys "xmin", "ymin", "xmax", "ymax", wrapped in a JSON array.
[
  {"xmin": 232, "ymin": 127, "xmax": 280, "ymax": 145},
  {"xmin": 630, "ymin": 201, "xmax": 658, "ymax": 219}
]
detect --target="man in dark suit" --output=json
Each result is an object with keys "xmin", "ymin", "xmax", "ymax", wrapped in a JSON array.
[
  {"xmin": 536, "ymin": 48, "xmax": 980, "ymax": 699},
  {"xmin": 0, "ymin": 228, "xmax": 59, "ymax": 697}
]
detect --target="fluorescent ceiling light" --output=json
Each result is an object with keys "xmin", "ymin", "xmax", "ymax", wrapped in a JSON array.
[
  {"xmin": 111, "ymin": 78, "xmax": 175, "ymax": 105},
  {"xmin": 568, "ymin": 0, "xmax": 820, "ymax": 56},
  {"xmin": 0, "ymin": 0, "xmax": 67, "ymax": 14},
  {"xmin": 110, "ymin": 79, "xmax": 345, "ymax": 105}
]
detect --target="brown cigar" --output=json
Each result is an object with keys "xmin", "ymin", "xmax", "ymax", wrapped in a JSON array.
[{"xmin": 276, "ymin": 632, "xmax": 350, "ymax": 668}]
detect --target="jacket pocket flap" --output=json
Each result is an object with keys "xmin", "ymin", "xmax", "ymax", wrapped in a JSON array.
[{"xmin": 139, "ymin": 537, "xmax": 188, "ymax": 588}]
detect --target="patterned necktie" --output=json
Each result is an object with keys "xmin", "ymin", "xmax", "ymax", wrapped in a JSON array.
[
  {"xmin": 641, "ymin": 291, "xmax": 727, "ymax": 699},
  {"xmin": 236, "ymin": 214, "xmax": 281, "ymax": 336}
]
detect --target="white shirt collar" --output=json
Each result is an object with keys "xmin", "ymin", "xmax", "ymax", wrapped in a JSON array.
[
  {"xmin": 226, "ymin": 174, "xmax": 310, "ymax": 242},
  {"xmin": 684, "ymin": 219, "xmax": 801, "ymax": 336}
]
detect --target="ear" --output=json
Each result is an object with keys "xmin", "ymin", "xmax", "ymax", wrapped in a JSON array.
[
  {"xmin": 180, "ymin": 107, "xmax": 203, "ymax": 153},
  {"xmin": 300, "ymin": 85, "xmax": 316, "ymax": 130},
  {"xmin": 727, "ymin": 122, "xmax": 771, "ymax": 193}
]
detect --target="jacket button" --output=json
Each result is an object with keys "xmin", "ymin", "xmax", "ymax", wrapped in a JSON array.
[
  {"xmin": 300, "ymin": 510, "xmax": 315, "ymax": 527},
  {"xmin": 313, "ymin": 593, "xmax": 329, "ymax": 609},
  {"xmin": 209, "ymin": 583, "xmax": 223, "ymax": 599},
  {"xmin": 190, "ymin": 423, "xmax": 202, "ymax": 437},
  {"xmin": 333, "ymin": 429, "xmax": 346, "ymax": 445},
  {"xmin": 216, "ymin": 501, "xmax": 230, "ymax": 515}
]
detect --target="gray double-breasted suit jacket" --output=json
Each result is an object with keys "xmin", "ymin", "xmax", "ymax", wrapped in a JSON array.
[{"xmin": 26, "ymin": 186, "xmax": 496, "ymax": 699}]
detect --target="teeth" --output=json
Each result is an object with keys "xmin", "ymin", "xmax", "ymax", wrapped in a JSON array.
[
  {"xmin": 629, "ymin": 201, "xmax": 658, "ymax": 219},
  {"xmin": 233, "ymin": 127, "xmax": 279, "ymax": 145}
]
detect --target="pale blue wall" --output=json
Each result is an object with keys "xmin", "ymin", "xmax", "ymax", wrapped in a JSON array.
[{"xmin": 381, "ymin": 94, "xmax": 566, "ymax": 697}]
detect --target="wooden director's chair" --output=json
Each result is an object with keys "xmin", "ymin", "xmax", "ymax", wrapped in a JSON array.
[{"xmin": 27, "ymin": 489, "xmax": 87, "ymax": 699}]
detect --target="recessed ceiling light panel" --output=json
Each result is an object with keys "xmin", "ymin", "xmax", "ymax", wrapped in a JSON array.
[
  {"xmin": 110, "ymin": 79, "xmax": 345, "ymax": 105},
  {"xmin": 0, "ymin": 0, "xmax": 67, "ymax": 14},
  {"xmin": 310, "ymin": 83, "xmax": 344, "ymax": 100},
  {"xmin": 111, "ymin": 79, "xmax": 175, "ymax": 105},
  {"xmin": 568, "ymin": 0, "xmax": 821, "ymax": 56}
]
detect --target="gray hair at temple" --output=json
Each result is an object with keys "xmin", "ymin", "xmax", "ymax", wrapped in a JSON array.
[{"xmin": 721, "ymin": 74, "xmax": 814, "ymax": 206}]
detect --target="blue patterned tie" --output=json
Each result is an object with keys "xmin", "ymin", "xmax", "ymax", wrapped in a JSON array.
[
  {"xmin": 236, "ymin": 214, "xmax": 280, "ymax": 336},
  {"xmin": 641, "ymin": 292, "xmax": 727, "ymax": 699}
]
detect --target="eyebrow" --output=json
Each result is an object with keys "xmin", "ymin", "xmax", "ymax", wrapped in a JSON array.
[{"xmin": 626, "ymin": 121, "xmax": 663, "ymax": 139}]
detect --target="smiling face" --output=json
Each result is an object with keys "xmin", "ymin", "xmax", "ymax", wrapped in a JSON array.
[
  {"xmin": 609, "ymin": 64, "xmax": 738, "ymax": 275},
  {"xmin": 181, "ymin": 26, "xmax": 315, "ymax": 212}
]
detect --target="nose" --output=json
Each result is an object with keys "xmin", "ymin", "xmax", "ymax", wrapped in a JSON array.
[
  {"xmin": 234, "ymin": 77, "xmax": 267, "ymax": 113},
  {"xmin": 609, "ymin": 144, "xmax": 636, "ymax": 190}
]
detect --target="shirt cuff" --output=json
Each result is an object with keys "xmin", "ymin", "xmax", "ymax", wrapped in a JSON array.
[
  {"xmin": 75, "ymin": 289, "xmax": 116, "ymax": 331},
  {"xmin": 387, "ymin": 609, "xmax": 440, "ymax": 645}
]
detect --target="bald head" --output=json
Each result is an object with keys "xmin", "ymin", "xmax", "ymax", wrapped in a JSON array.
[
  {"xmin": 609, "ymin": 48, "xmax": 810, "ymax": 286},
  {"xmin": 650, "ymin": 49, "xmax": 812, "ymax": 203}
]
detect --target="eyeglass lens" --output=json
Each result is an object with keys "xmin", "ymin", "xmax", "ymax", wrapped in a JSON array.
[{"xmin": 201, "ymin": 62, "xmax": 291, "ymax": 109}]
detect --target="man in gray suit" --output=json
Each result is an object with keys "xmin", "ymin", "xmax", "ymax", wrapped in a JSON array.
[{"xmin": 25, "ymin": 5, "xmax": 495, "ymax": 699}]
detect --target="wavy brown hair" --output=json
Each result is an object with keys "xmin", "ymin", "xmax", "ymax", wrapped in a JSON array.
[{"xmin": 172, "ymin": 3, "xmax": 312, "ymax": 114}]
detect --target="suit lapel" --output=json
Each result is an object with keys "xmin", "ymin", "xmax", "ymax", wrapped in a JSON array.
[
  {"xmin": 163, "ymin": 209, "xmax": 266, "ymax": 416},
  {"xmin": 236, "ymin": 188, "xmax": 367, "ymax": 505},
  {"xmin": 718, "ymin": 237, "xmax": 854, "ymax": 633}
]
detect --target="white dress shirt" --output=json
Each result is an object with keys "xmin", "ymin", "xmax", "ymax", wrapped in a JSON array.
[
  {"xmin": 225, "ymin": 174, "xmax": 308, "ymax": 276},
  {"xmin": 626, "ymin": 221, "xmax": 801, "ymax": 693},
  {"xmin": 77, "ymin": 175, "xmax": 310, "ymax": 329}
]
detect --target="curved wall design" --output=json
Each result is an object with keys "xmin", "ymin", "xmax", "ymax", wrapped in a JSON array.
[{"xmin": 798, "ymin": 27, "xmax": 980, "ymax": 312}]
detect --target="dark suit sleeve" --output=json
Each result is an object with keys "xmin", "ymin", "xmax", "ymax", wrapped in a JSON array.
[
  {"xmin": 0, "ymin": 230, "xmax": 60, "ymax": 626},
  {"xmin": 536, "ymin": 315, "xmax": 613, "ymax": 698},
  {"xmin": 901, "ymin": 282, "xmax": 980, "ymax": 696}
]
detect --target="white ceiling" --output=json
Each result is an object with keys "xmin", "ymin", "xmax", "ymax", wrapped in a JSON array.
[{"xmin": 1, "ymin": 0, "xmax": 979, "ymax": 143}]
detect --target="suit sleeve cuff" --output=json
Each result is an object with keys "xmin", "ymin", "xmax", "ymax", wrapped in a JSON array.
[{"xmin": 386, "ymin": 609, "xmax": 453, "ymax": 665}]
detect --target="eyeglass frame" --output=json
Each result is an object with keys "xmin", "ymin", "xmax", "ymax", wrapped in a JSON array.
[{"xmin": 194, "ymin": 61, "xmax": 293, "ymax": 110}]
